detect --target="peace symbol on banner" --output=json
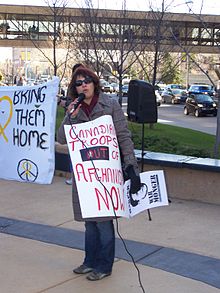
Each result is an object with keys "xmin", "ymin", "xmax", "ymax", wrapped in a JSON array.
[{"xmin": 17, "ymin": 159, "xmax": 39, "ymax": 182}]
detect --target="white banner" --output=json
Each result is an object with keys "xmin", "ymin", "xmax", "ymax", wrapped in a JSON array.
[
  {"xmin": 124, "ymin": 170, "xmax": 169, "ymax": 218},
  {"xmin": 64, "ymin": 115, "xmax": 127, "ymax": 218},
  {"xmin": 65, "ymin": 115, "xmax": 169, "ymax": 219},
  {"xmin": 0, "ymin": 77, "xmax": 59, "ymax": 184}
]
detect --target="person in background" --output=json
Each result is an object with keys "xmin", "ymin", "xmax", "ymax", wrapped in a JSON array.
[
  {"xmin": 57, "ymin": 66, "xmax": 141, "ymax": 281},
  {"xmin": 16, "ymin": 76, "xmax": 23, "ymax": 86},
  {"xmin": 58, "ymin": 64, "xmax": 84, "ymax": 111},
  {"xmin": 57, "ymin": 63, "xmax": 84, "ymax": 185}
]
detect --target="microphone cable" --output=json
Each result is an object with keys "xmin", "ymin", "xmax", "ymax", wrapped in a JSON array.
[{"xmin": 67, "ymin": 114, "xmax": 147, "ymax": 293}]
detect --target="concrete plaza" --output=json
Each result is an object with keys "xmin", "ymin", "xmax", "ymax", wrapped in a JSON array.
[{"xmin": 0, "ymin": 176, "xmax": 220, "ymax": 293}]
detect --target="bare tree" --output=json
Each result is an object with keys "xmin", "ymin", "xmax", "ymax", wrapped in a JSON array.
[
  {"xmin": 71, "ymin": 0, "xmax": 147, "ymax": 105},
  {"xmin": 67, "ymin": 1, "xmax": 109, "ymax": 77},
  {"xmin": 133, "ymin": 0, "xmax": 190, "ymax": 87},
  {"xmin": 21, "ymin": 0, "xmax": 75, "ymax": 80}
]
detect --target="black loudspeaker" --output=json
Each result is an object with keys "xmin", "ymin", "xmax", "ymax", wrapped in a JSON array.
[{"xmin": 127, "ymin": 79, "xmax": 158, "ymax": 123}]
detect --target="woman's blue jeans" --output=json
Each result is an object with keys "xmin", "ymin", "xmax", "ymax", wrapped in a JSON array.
[{"xmin": 83, "ymin": 220, "xmax": 115, "ymax": 274}]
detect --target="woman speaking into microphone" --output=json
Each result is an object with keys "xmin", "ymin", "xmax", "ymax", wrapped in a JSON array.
[{"xmin": 57, "ymin": 66, "xmax": 141, "ymax": 281}]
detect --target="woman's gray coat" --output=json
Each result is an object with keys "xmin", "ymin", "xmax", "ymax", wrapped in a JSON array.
[{"xmin": 57, "ymin": 92, "xmax": 139, "ymax": 221}]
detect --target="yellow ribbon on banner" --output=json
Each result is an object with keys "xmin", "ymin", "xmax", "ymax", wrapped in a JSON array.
[
  {"xmin": 21, "ymin": 161, "xmax": 33, "ymax": 177},
  {"xmin": 0, "ymin": 95, "xmax": 13, "ymax": 143}
]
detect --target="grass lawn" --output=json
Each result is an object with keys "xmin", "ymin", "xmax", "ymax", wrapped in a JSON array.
[
  {"xmin": 56, "ymin": 106, "xmax": 217, "ymax": 158},
  {"xmin": 129, "ymin": 122, "xmax": 216, "ymax": 158}
]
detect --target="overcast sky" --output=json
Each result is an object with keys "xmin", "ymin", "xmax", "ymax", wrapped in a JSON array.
[{"xmin": 0, "ymin": 0, "xmax": 219, "ymax": 15}]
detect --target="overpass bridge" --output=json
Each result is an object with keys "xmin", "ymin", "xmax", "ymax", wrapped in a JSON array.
[{"xmin": 0, "ymin": 4, "xmax": 220, "ymax": 54}]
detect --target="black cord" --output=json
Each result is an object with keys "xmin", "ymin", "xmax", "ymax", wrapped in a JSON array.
[{"xmin": 68, "ymin": 115, "xmax": 146, "ymax": 293}]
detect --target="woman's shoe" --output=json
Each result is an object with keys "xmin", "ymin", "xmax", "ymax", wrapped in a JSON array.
[
  {"xmin": 73, "ymin": 264, "xmax": 93, "ymax": 274},
  {"xmin": 65, "ymin": 178, "xmax": 72, "ymax": 185},
  {"xmin": 86, "ymin": 271, "xmax": 111, "ymax": 281}
]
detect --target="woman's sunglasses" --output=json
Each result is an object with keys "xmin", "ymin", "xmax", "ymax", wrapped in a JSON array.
[{"xmin": 75, "ymin": 77, "xmax": 93, "ymax": 87}]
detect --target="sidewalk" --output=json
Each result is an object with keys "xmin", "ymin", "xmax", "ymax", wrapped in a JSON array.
[{"xmin": 1, "ymin": 176, "xmax": 220, "ymax": 293}]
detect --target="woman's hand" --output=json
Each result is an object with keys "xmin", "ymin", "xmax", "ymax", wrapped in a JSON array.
[{"xmin": 67, "ymin": 100, "xmax": 81, "ymax": 118}]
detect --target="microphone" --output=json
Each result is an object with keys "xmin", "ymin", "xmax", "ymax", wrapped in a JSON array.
[{"xmin": 69, "ymin": 93, "xmax": 85, "ymax": 114}]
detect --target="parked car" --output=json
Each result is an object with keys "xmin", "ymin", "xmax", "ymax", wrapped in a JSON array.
[
  {"xmin": 184, "ymin": 93, "xmax": 217, "ymax": 117},
  {"xmin": 117, "ymin": 84, "xmax": 129, "ymax": 96},
  {"xmin": 103, "ymin": 83, "xmax": 113, "ymax": 93},
  {"xmin": 155, "ymin": 90, "xmax": 162, "ymax": 106},
  {"xmin": 122, "ymin": 84, "xmax": 129, "ymax": 96},
  {"xmin": 161, "ymin": 88, "xmax": 187, "ymax": 104},
  {"xmin": 165, "ymin": 84, "xmax": 185, "ymax": 90},
  {"xmin": 100, "ymin": 80, "xmax": 113, "ymax": 93},
  {"xmin": 154, "ymin": 83, "xmax": 166, "ymax": 95},
  {"xmin": 109, "ymin": 82, "xmax": 119, "ymax": 93},
  {"xmin": 188, "ymin": 84, "xmax": 215, "ymax": 97}
]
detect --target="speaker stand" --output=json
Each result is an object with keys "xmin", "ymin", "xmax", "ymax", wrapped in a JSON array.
[{"xmin": 141, "ymin": 123, "xmax": 152, "ymax": 221}]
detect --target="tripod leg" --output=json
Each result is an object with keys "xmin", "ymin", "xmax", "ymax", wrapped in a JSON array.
[
  {"xmin": 147, "ymin": 209, "xmax": 152, "ymax": 221},
  {"xmin": 141, "ymin": 123, "xmax": 145, "ymax": 172},
  {"xmin": 141, "ymin": 123, "xmax": 152, "ymax": 221}
]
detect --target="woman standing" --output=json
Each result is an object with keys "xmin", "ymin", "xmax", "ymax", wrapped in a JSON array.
[{"xmin": 57, "ymin": 67, "xmax": 141, "ymax": 281}]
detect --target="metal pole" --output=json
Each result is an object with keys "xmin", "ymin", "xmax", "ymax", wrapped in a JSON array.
[
  {"xmin": 53, "ymin": 3, "xmax": 57, "ymax": 76},
  {"xmin": 141, "ymin": 123, "xmax": 152, "ymax": 221},
  {"xmin": 186, "ymin": 54, "xmax": 190, "ymax": 89}
]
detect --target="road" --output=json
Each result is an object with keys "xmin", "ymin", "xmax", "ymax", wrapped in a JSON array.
[
  {"xmin": 157, "ymin": 103, "xmax": 217, "ymax": 135},
  {"xmin": 119, "ymin": 95, "xmax": 217, "ymax": 136}
]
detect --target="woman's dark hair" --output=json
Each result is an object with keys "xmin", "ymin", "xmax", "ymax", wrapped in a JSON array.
[
  {"xmin": 66, "ymin": 63, "xmax": 84, "ymax": 97},
  {"xmin": 72, "ymin": 63, "xmax": 84, "ymax": 75},
  {"xmin": 68, "ymin": 67, "xmax": 100, "ymax": 100}
]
